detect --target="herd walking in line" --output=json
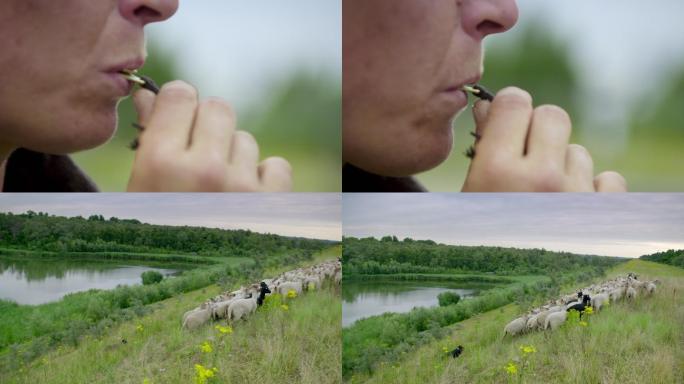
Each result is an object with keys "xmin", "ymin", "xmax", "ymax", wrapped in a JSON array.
[
  {"xmin": 182, "ymin": 260, "xmax": 342, "ymax": 330},
  {"xmin": 503, "ymin": 273, "xmax": 659, "ymax": 336}
]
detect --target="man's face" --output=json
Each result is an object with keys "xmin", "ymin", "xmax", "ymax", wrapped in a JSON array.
[
  {"xmin": 0, "ymin": 0, "xmax": 178, "ymax": 154},
  {"xmin": 343, "ymin": 0, "xmax": 518, "ymax": 176}
]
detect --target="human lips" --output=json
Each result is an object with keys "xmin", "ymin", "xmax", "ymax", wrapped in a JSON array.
[
  {"xmin": 102, "ymin": 58, "xmax": 146, "ymax": 96},
  {"xmin": 434, "ymin": 74, "xmax": 482, "ymax": 111},
  {"xmin": 442, "ymin": 74, "xmax": 483, "ymax": 96}
]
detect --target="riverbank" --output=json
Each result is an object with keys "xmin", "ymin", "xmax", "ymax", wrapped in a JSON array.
[
  {"xmin": 346, "ymin": 259, "xmax": 683, "ymax": 384},
  {"xmin": 0, "ymin": 246, "xmax": 340, "ymax": 369},
  {"xmin": 0, "ymin": 261, "xmax": 341, "ymax": 384}
]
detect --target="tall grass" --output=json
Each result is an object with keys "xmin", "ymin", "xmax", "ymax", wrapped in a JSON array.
[
  {"xmin": 342, "ymin": 277, "xmax": 552, "ymax": 378},
  {"xmin": 1, "ymin": 282, "xmax": 341, "ymax": 384},
  {"xmin": 348, "ymin": 260, "xmax": 683, "ymax": 384},
  {"xmin": 0, "ymin": 246, "xmax": 338, "ymax": 366}
]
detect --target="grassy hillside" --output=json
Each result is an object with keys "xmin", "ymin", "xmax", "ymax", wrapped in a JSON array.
[
  {"xmin": 1, "ymin": 247, "xmax": 342, "ymax": 384},
  {"xmin": 347, "ymin": 259, "xmax": 683, "ymax": 384}
]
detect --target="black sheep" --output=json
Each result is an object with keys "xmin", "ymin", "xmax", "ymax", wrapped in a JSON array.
[
  {"xmin": 257, "ymin": 281, "xmax": 271, "ymax": 307},
  {"xmin": 449, "ymin": 345, "xmax": 464, "ymax": 359},
  {"xmin": 566, "ymin": 294, "xmax": 592, "ymax": 319}
]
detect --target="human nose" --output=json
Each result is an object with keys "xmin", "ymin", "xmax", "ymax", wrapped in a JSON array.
[
  {"xmin": 119, "ymin": 0, "xmax": 179, "ymax": 26},
  {"xmin": 461, "ymin": 0, "xmax": 519, "ymax": 41}
]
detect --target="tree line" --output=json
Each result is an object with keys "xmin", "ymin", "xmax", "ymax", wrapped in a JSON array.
[
  {"xmin": 640, "ymin": 249, "xmax": 684, "ymax": 268},
  {"xmin": 0, "ymin": 211, "xmax": 334, "ymax": 259},
  {"xmin": 343, "ymin": 236, "xmax": 624, "ymax": 276}
]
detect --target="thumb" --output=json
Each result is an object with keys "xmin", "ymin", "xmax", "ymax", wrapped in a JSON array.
[
  {"xmin": 132, "ymin": 89, "xmax": 156, "ymax": 126},
  {"xmin": 472, "ymin": 99, "xmax": 491, "ymax": 137}
]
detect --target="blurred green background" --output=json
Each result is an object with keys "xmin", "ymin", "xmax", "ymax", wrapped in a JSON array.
[
  {"xmin": 73, "ymin": 1, "xmax": 341, "ymax": 191},
  {"xmin": 418, "ymin": 1, "xmax": 684, "ymax": 191}
]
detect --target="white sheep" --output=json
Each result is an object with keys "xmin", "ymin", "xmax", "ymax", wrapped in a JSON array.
[
  {"xmin": 182, "ymin": 302, "xmax": 209, "ymax": 324},
  {"xmin": 303, "ymin": 276, "xmax": 321, "ymax": 291},
  {"xmin": 626, "ymin": 287, "xmax": 637, "ymax": 301},
  {"xmin": 591, "ymin": 293, "xmax": 610, "ymax": 312},
  {"xmin": 544, "ymin": 311, "xmax": 568, "ymax": 330},
  {"xmin": 526, "ymin": 315, "xmax": 540, "ymax": 332},
  {"xmin": 182, "ymin": 305, "xmax": 213, "ymax": 330},
  {"xmin": 503, "ymin": 315, "xmax": 528, "ymax": 337},
  {"xmin": 212, "ymin": 298, "xmax": 238, "ymax": 320},
  {"xmin": 646, "ymin": 282, "xmax": 657, "ymax": 296},
  {"xmin": 535, "ymin": 305, "xmax": 562, "ymax": 329},
  {"xmin": 227, "ymin": 296, "xmax": 258, "ymax": 323},
  {"xmin": 609, "ymin": 287, "xmax": 625, "ymax": 302},
  {"xmin": 276, "ymin": 281, "xmax": 303, "ymax": 296}
]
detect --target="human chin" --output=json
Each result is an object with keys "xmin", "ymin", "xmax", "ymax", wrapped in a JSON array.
[
  {"xmin": 367, "ymin": 123, "xmax": 453, "ymax": 177},
  {"xmin": 36, "ymin": 106, "xmax": 118, "ymax": 154}
]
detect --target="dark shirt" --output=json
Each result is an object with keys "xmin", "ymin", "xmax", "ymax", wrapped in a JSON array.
[
  {"xmin": 342, "ymin": 164, "xmax": 427, "ymax": 192},
  {"xmin": 3, "ymin": 148, "xmax": 98, "ymax": 192}
]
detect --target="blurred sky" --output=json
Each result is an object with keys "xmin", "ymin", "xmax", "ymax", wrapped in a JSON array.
[
  {"xmin": 0, "ymin": 194, "xmax": 342, "ymax": 241},
  {"xmin": 343, "ymin": 194, "xmax": 684, "ymax": 258},
  {"xmin": 144, "ymin": 0, "xmax": 341, "ymax": 111},
  {"xmin": 498, "ymin": 0, "xmax": 684, "ymax": 137}
]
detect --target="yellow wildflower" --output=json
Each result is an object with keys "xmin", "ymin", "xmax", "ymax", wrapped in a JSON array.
[
  {"xmin": 200, "ymin": 341, "xmax": 213, "ymax": 353},
  {"xmin": 442, "ymin": 346, "xmax": 449, "ymax": 353},
  {"xmin": 143, "ymin": 379, "xmax": 151, "ymax": 384},
  {"xmin": 584, "ymin": 306, "xmax": 594, "ymax": 315},
  {"xmin": 214, "ymin": 325, "xmax": 233, "ymax": 334},
  {"xmin": 287, "ymin": 290, "xmax": 297, "ymax": 299},
  {"xmin": 194, "ymin": 364, "xmax": 218, "ymax": 384},
  {"xmin": 136, "ymin": 324, "xmax": 144, "ymax": 333},
  {"xmin": 519, "ymin": 345, "xmax": 536, "ymax": 354},
  {"xmin": 281, "ymin": 304, "xmax": 289, "ymax": 311},
  {"xmin": 505, "ymin": 362, "xmax": 518, "ymax": 375},
  {"xmin": 579, "ymin": 321, "xmax": 588, "ymax": 327}
]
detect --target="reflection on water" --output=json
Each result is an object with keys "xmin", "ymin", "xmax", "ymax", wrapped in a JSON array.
[
  {"xmin": 343, "ymin": 280, "xmax": 490, "ymax": 327},
  {"xmin": 0, "ymin": 258, "xmax": 180, "ymax": 305}
]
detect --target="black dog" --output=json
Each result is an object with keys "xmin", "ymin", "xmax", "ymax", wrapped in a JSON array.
[
  {"xmin": 257, "ymin": 281, "xmax": 271, "ymax": 306},
  {"xmin": 567, "ymin": 294, "xmax": 592, "ymax": 319},
  {"xmin": 449, "ymin": 345, "xmax": 464, "ymax": 359}
]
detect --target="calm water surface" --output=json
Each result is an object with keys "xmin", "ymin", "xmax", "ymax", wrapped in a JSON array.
[
  {"xmin": 0, "ymin": 258, "xmax": 181, "ymax": 305},
  {"xmin": 343, "ymin": 280, "xmax": 488, "ymax": 327}
]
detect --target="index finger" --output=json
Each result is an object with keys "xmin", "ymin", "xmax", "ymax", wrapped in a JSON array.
[
  {"xmin": 475, "ymin": 87, "xmax": 533, "ymax": 159},
  {"xmin": 142, "ymin": 80, "xmax": 198, "ymax": 151}
]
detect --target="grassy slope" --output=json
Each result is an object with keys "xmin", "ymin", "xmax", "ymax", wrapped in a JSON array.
[
  {"xmin": 348, "ymin": 260, "xmax": 684, "ymax": 384},
  {"xmin": 1, "ymin": 246, "xmax": 341, "ymax": 384}
]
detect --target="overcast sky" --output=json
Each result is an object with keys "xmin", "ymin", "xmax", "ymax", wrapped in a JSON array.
[
  {"xmin": 145, "ymin": 0, "xmax": 341, "ymax": 111},
  {"xmin": 493, "ymin": 0, "xmax": 684, "ymax": 145},
  {"xmin": 0, "ymin": 194, "xmax": 341, "ymax": 241},
  {"xmin": 343, "ymin": 194, "xmax": 684, "ymax": 258}
]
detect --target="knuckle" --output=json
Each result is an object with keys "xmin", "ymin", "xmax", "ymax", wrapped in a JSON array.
[
  {"xmin": 567, "ymin": 144, "xmax": 592, "ymax": 163},
  {"xmin": 227, "ymin": 173, "xmax": 259, "ymax": 192},
  {"xmin": 531, "ymin": 164, "xmax": 564, "ymax": 191},
  {"xmin": 495, "ymin": 87, "xmax": 533, "ymax": 107},
  {"xmin": 201, "ymin": 98, "xmax": 236, "ymax": 119},
  {"xmin": 160, "ymin": 81, "xmax": 198, "ymax": 102},
  {"xmin": 192, "ymin": 162, "xmax": 228, "ymax": 191},
  {"xmin": 263, "ymin": 156, "xmax": 292, "ymax": 175},
  {"xmin": 597, "ymin": 171, "xmax": 627, "ymax": 186},
  {"xmin": 535, "ymin": 104, "xmax": 571, "ymax": 125},
  {"xmin": 235, "ymin": 130, "xmax": 257, "ymax": 147}
]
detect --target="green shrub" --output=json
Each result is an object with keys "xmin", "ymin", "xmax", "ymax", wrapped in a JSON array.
[
  {"xmin": 141, "ymin": 270, "xmax": 163, "ymax": 285},
  {"xmin": 437, "ymin": 291, "xmax": 461, "ymax": 307}
]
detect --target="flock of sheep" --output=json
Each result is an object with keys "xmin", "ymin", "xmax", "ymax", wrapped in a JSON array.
[
  {"xmin": 182, "ymin": 260, "xmax": 342, "ymax": 330},
  {"xmin": 503, "ymin": 273, "xmax": 659, "ymax": 336}
]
